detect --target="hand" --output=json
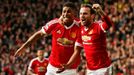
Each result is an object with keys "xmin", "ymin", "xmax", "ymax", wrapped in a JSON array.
[
  {"xmin": 14, "ymin": 48, "xmax": 25, "ymax": 57},
  {"xmin": 56, "ymin": 64, "xmax": 67, "ymax": 73},
  {"xmin": 92, "ymin": 4, "xmax": 106, "ymax": 16},
  {"xmin": 92, "ymin": 4, "xmax": 102, "ymax": 12}
]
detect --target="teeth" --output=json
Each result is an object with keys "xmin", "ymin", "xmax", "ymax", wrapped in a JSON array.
[
  {"xmin": 81, "ymin": 19, "xmax": 85, "ymax": 21},
  {"xmin": 82, "ymin": 20, "xmax": 85, "ymax": 22}
]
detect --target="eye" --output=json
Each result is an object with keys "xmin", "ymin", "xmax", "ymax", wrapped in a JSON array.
[{"xmin": 62, "ymin": 10, "xmax": 66, "ymax": 13}]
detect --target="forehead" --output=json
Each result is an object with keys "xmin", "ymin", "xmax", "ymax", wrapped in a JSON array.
[
  {"xmin": 80, "ymin": 7, "xmax": 90, "ymax": 13},
  {"xmin": 63, "ymin": 6, "xmax": 73, "ymax": 11}
]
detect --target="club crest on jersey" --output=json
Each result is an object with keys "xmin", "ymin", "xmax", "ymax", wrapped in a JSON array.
[
  {"xmin": 88, "ymin": 29, "xmax": 93, "ymax": 34},
  {"xmin": 44, "ymin": 63, "xmax": 47, "ymax": 66},
  {"xmin": 70, "ymin": 32, "xmax": 76, "ymax": 38},
  {"xmin": 57, "ymin": 30, "xmax": 61, "ymax": 34},
  {"xmin": 37, "ymin": 64, "xmax": 39, "ymax": 66},
  {"xmin": 82, "ymin": 35, "xmax": 91, "ymax": 41}
]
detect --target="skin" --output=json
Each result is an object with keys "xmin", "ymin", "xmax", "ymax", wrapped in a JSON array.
[
  {"xmin": 61, "ymin": 6, "xmax": 75, "ymax": 27},
  {"xmin": 80, "ymin": 7, "xmax": 94, "ymax": 28},
  {"xmin": 37, "ymin": 50, "xmax": 45, "ymax": 61},
  {"xmin": 80, "ymin": 4, "xmax": 106, "ymax": 28}
]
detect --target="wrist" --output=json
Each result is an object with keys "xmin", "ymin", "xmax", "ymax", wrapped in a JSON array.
[{"xmin": 99, "ymin": 10, "xmax": 106, "ymax": 17}]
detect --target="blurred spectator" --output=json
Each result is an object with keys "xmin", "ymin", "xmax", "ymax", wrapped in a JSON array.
[{"xmin": 27, "ymin": 49, "xmax": 48, "ymax": 75}]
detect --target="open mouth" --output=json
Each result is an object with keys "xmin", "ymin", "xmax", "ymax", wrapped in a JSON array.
[
  {"xmin": 81, "ymin": 19, "xmax": 86, "ymax": 23},
  {"xmin": 63, "ymin": 16, "xmax": 71, "ymax": 19}
]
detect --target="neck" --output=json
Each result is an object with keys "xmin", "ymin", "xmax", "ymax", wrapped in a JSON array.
[
  {"xmin": 38, "ymin": 57, "xmax": 43, "ymax": 61},
  {"xmin": 65, "ymin": 20, "xmax": 74, "ymax": 27},
  {"xmin": 85, "ymin": 20, "xmax": 93, "ymax": 28}
]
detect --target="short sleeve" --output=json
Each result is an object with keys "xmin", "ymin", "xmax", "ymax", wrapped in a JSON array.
[
  {"xmin": 75, "ymin": 28, "xmax": 83, "ymax": 47},
  {"xmin": 41, "ymin": 19, "xmax": 58, "ymax": 34},
  {"xmin": 100, "ymin": 16, "xmax": 113, "ymax": 32},
  {"xmin": 28, "ymin": 59, "xmax": 35, "ymax": 70}
]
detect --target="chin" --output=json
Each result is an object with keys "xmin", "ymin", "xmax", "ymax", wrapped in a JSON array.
[
  {"xmin": 81, "ymin": 23, "xmax": 85, "ymax": 26},
  {"xmin": 63, "ymin": 19, "xmax": 69, "ymax": 23}
]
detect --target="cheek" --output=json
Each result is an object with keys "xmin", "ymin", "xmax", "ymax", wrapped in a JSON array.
[
  {"xmin": 79, "ymin": 15, "xmax": 82, "ymax": 19},
  {"xmin": 68, "ymin": 13, "xmax": 73, "ymax": 16}
]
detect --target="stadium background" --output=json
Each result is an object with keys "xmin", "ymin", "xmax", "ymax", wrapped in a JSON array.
[{"xmin": 0, "ymin": 0, "xmax": 133, "ymax": 75}]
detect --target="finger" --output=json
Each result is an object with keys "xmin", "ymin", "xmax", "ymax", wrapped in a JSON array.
[
  {"xmin": 61, "ymin": 65, "xmax": 65, "ymax": 68},
  {"xmin": 56, "ymin": 69, "xmax": 65, "ymax": 73},
  {"xmin": 14, "ymin": 51, "xmax": 20, "ymax": 57},
  {"xmin": 56, "ymin": 70, "xmax": 62, "ymax": 73},
  {"xmin": 92, "ymin": 6, "xmax": 98, "ymax": 9},
  {"xmin": 92, "ymin": 4, "xmax": 100, "ymax": 9},
  {"xmin": 14, "ymin": 52, "xmax": 18, "ymax": 57}
]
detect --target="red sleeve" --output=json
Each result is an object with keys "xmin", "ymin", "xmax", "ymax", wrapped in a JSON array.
[
  {"xmin": 42, "ymin": 19, "xmax": 58, "ymax": 34},
  {"xmin": 75, "ymin": 27, "xmax": 83, "ymax": 47},
  {"xmin": 101, "ymin": 16, "xmax": 114, "ymax": 31}
]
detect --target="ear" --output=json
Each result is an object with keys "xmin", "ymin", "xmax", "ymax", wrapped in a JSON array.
[{"xmin": 91, "ymin": 14, "xmax": 95, "ymax": 19}]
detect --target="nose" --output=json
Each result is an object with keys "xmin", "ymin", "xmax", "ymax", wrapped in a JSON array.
[
  {"xmin": 80, "ymin": 13, "xmax": 84, "ymax": 18},
  {"xmin": 64, "ymin": 12, "xmax": 68, "ymax": 17}
]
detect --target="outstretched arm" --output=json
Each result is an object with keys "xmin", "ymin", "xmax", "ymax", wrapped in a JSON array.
[{"xmin": 14, "ymin": 30, "xmax": 46, "ymax": 57}]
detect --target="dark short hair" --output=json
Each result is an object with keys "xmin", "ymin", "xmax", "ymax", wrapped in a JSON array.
[
  {"xmin": 81, "ymin": 4, "xmax": 95, "ymax": 14},
  {"xmin": 63, "ymin": 2, "xmax": 77, "ymax": 11}
]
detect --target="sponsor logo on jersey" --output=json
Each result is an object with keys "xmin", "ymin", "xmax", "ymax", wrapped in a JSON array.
[
  {"xmin": 57, "ymin": 38, "xmax": 73, "ymax": 46},
  {"xmin": 82, "ymin": 35, "xmax": 91, "ymax": 41}
]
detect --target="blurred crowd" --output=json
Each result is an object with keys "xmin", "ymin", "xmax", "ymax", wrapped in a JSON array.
[{"xmin": 0, "ymin": 0, "xmax": 133, "ymax": 75}]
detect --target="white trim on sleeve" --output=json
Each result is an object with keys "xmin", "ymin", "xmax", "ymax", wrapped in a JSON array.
[
  {"xmin": 41, "ymin": 27, "xmax": 46, "ymax": 34},
  {"xmin": 99, "ymin": 23, "xmax": 106, "ymax": 33},
  {"xmin": 75, "ymin": 42, "xmax": 83, "ymax": 47},
  {"xmin": 28, "ymin": 58, "xmax": 37, "ymax": 70}
]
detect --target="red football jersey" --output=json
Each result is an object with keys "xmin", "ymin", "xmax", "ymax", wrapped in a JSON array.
[
  {"xmin": 28, "ymin": 57, "xmax": 49, "ymax": 75},
  {"xmin": 79, "ymin": 16, "xmax": 112, "ymax": 70},
  {"xmin": 41, "ymin": 18, "xmax": 81, "ymax": 68}
]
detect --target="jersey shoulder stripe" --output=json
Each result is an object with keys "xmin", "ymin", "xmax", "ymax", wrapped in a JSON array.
[
  {"xmin": 44, "ymin": 18, "xmax": 59, "ymax": 31},
  {"xmin": 46, "ymin": 18, "xmax": 59, "ymax": 25},
  {"xmin": 74, "ymin": 20, "xmax": 80, "ymax": 27}
]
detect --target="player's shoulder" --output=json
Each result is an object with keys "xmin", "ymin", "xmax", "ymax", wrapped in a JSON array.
[
  {"xmin": 44, "ymin": 58, "xmax": 49, "ymax": 61},
  {"xmin": 94, "ymin": 20, "xmax": 103, "ymax": 25},
  {"xmin": 74, "ymin": 20, "xmax": 81, "ymax": 27},
  {"xmin": 46, "ymin": 18, "xmax": 59, "ymax": 25},
  {"xmin": 30, "ymin": 57, "xmax": 38, "ymax": 63},
  {"xmin": 44, "ymin": 58, "xmax": 49, "ymax": 62}
]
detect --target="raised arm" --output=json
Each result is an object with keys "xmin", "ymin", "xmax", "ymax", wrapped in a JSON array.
[
  {"xmin": 93, "ymin": 4, "xmax": 113, "ymax": 29},
  {"xmin": 14, "ymin": 30, "xmax": 46, "ymax": 57},
  {"xmin": 92, "ymin": 4, "xmax": 106, "ymax": 17}
]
